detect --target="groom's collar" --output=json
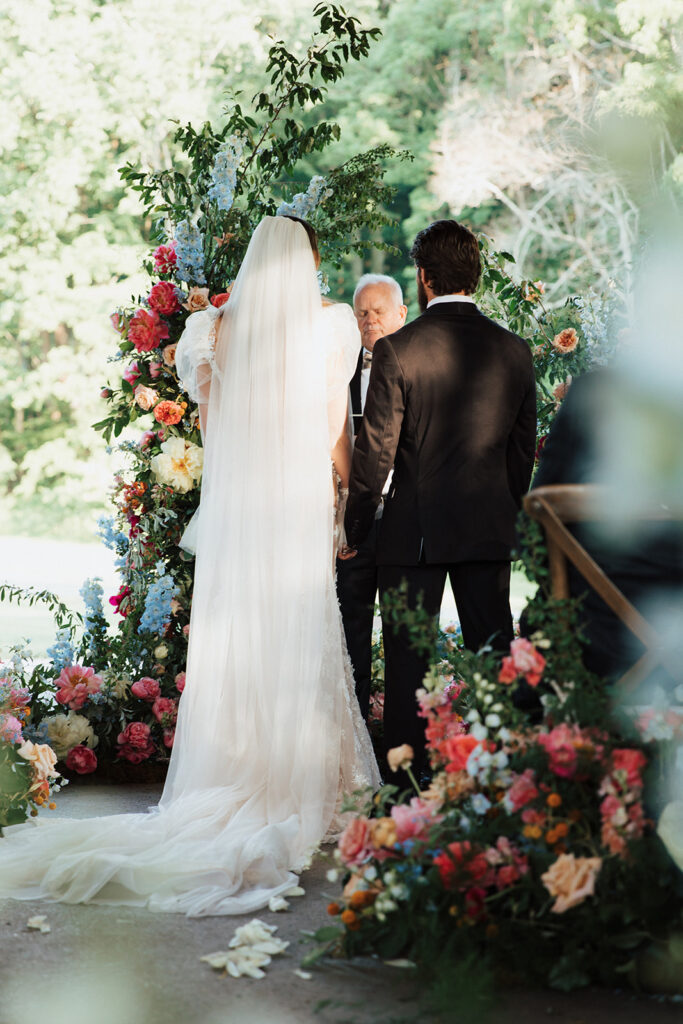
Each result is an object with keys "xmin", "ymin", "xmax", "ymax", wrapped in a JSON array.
[{"xmin": 427, "ymin": 293, "xmax": 476, "ymax": 307}]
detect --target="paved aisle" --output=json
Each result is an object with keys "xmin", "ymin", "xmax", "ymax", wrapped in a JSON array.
[{"xmin": 1, "ymin": 786, "xmax": 682, "ymax": 1024}]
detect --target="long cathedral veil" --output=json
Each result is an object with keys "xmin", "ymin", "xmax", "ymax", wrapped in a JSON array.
[{"xmin": 0, "ymin": 217, "xmax": 378, "ymax": 915}]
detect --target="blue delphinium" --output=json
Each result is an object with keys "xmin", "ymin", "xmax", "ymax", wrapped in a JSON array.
[
  {"xmin": 80, "ymin": 577, "xmax": 104, "ymax": 632},
  {"xmin": 46, "ymin": 628, "xmax": 75, "ymax": 673},
  {"xmin": 208, "ymin": 135, "xmax": 246, "ymax": 213},
  {"xmin": 175, "ymin": 221, "xmax": 207, "ymax": 286},
  {"xmin": 276, "ymin": 175, "xmax": 332, "ymax": 219},
  {"xmin": 97, "ymin": 516, "xmax": 129, "ymax": 556},
  {"xmin": 138, "ymin": 562, "xmax": 179, "ymax": 636}
]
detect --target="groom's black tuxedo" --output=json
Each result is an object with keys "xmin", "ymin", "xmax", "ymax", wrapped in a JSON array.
[{"xmin": 345, "ymin": 300, "xmax": 536, "ymax": 772}]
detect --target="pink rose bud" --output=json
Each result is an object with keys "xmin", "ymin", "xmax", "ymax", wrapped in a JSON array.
[
  {"xmin": 149, "ymin": 361, "xmax": 162, "ymax": 379},
  {"xmin": 100, "ymin": 388, "xmax": 111, "ymax": 399}
]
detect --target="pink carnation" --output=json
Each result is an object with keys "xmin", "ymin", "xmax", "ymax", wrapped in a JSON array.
[
  {"xmin": 54, "ymin": 665, "xmax": 103, "ymax": 711},
  {"xmin": 128, "ymin": 308, "xmax": 169, "ymax": 353},
  {"xmin": 153, "ymin": 242, "xmax": 177, "ymax": 275},
  {"xmin": 148, "ymin": 281, "xmax": 180, "ymax": 316},
  {"xmin": 131, "ymin": 677, "xmax": 161, "ymax": 701}
]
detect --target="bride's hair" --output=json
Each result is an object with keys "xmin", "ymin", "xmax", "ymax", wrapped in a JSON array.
[{"xmin": 281, "ymin": 215, "xmax": 319, "ymax": 263}]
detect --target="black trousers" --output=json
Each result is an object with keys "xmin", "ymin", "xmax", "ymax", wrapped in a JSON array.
[
  {"xmin": 378, "ymin": 560, "xmax": 514, "ymax": 774},
  {"xmin": 336, "ymin": 520, "xmax": 379, "ymax": 720}
]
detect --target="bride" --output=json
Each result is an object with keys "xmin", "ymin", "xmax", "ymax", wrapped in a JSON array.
[{"xmin": 0, "ymin": 215, "xmax": 380, "ymax": 915}]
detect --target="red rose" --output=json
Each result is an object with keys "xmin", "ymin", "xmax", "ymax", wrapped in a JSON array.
[
  {"xmin": 128, "ymin": 309, "xmax": 169, "ymax": 353},
  {"xmin": 463, "ymin": 886, "xmax": 487, "ymax": 922},
  {"xmin": 65, "ymin": 744, "xmax": 97, "ymax": 775},
  {"xmin": 148, "ymin": 281, "xmax": 180, "ymax": 316},
  {"xmin": 210, "ymin": 291, "xmax": 231, "ymax": 307}
]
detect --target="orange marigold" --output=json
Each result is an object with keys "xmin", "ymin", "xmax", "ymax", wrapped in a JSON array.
[
  {"xmin": 341, "ymin": 909, "xmax": 361, "ymax": 931},
  {"xmin": 547, "ymin": 793, "xmax": 562, "ymax": 808},
  {"xmin": 554, "ymin": 823, "xmax": 569, "ymax": 838},
  {"xmin": 349, "ymin": 889, "xmax": 377, "ymax": 911},
  {"xmin": 545, "ymin": 828, "xmax": 559, "ymax": 844},
  {"xmin": 327, "ymin": 902, "xmax": 341, "ymax": 916},
  {"xmin": 523, "ymin": 824, "xmax": 542, "ymax": 840}
]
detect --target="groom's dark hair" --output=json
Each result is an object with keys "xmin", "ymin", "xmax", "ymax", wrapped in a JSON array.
[
  {"xmin": 409, "ymin": 219, "xmax": 481, "ymax": 296},
  {"xmin": 282, "ymin": 215, "xmax": 319, "ymax": 263}
]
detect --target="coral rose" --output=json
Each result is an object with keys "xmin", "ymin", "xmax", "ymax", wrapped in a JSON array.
[
  {"xmin": 443, "ymin": 734, "xmax": 480, "ymax": 773},
  {"xmin": 182, "ymin": 286, "xmax": 210, "ymax": 312},
  {"xmin": 551, "ymin": 328, "xmax": 578, "ymax": 354},
  {"xmin": 128, "ymin": 308, "xmax": 169, "ymax": 353},
  {"xmin": 210, "ymin": 291, "xmax": 232, "ymax": 307},
  {"xmin": 387, "ymin": 743, "xmax": 414, "ymax": 773},
  {"xmin": 509, "ymin": 637, "xmax": 546, "ymax": 686},
  {"xmin": 131, "ymin": 677, "xmax": 161, "ymax": 701},
  {"xmin": 338, "ymin": 816, "xmax": 372, "ymax": 868},
  {"xmin": 541, "ymin": 853, "xmax": 602, "ymax": 913},
  {"xmin": 65, "ymin": 744, "xmax": 97, "ymax": 774},
  {"xmin": 153, "ymin": 400, "xmax": 185, "ymax": 426},
  {"xmin": 148, "ymin": 281, "xmax": 180, "ymax": 316},
  {"xmin": 134, "ymin": 384, "xmax": 157, "ymax": 411}
]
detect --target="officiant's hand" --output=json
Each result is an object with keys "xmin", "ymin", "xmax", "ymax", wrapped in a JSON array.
[{"xmin": 337, "ymin": 545, "xmax": 357, "ymax": 561}]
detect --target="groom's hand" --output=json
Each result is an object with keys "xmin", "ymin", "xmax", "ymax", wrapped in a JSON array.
[{"xmin": 337, "ymin": 545, "xmax": 357, "ymax": 561}]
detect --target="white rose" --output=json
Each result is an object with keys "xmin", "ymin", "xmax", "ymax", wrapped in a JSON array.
[{"xmin": 45, "ymin": 713, "xmax": 98, "ymax": 759}]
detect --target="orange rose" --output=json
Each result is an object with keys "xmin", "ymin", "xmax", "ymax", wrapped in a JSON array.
[
  {"xmin": 541, "ymin": 853, "xmax": 602, "ymax": 913},
  {"xmin": 370, "ymin": 816, "xmax": 397, "ymax": 849},
  {"xmin": 153, "ymin": 400, "xmax": 185, "ymax": 426},
  {"xmin": 551, "ymin": 328, "xmax": 578, "ymax": 353},
  {"xmin": 162, "ymin": 344, "xmax": 177, "ymax": 367},
  {"xmin": 387, "ymin": 743, "xmax": 414, "ymax": 773}
]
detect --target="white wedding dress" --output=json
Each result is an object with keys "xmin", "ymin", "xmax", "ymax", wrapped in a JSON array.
[{"xmin": 0, "ymin": 217, "xmax": 380, "ymax": 915}]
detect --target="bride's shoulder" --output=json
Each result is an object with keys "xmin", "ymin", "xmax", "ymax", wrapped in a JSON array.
[{"xmin": 321, "ymin": 300, "xmax": 356, "ymax": 325}]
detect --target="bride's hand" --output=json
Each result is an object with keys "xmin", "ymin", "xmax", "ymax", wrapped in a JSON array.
[{"xmin": 337, "ymin": 545, "xmax": 357, "ymax": 561}]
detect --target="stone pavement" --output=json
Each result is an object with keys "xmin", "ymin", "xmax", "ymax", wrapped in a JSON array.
[{"xmin": 1, "ymin": 784, "xmax": 681, "ymax": 1024}]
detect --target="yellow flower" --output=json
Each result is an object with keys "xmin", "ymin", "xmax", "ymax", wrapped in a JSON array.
[
  {"xmin": 151, "ymin": 437, "xmax": 203, "ymax": 493},
  {"xmin": 387, "ymin": 744, "xmax": 414, "ymax": 773}
]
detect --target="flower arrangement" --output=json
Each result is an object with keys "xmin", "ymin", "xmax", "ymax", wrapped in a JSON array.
[
  {"xmin": 0, "ymin": 666, "xmax": 62, "ymax": 831},
  {"xmin": 315, "ymin": 589, "xmax": 683, "ymax": 995}
]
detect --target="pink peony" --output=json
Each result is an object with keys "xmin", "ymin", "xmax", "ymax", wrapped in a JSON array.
[
  {"xmin": 338, "ymin": 816, "xmax": 372, "ymax": 868},
  {"xmin": 110, "ymin": 311, "xmax": 126, "ymax": 333},
  {"xmin": 54, "ymin": 665, "xmax": 103, "ymax": 711},
  {"xmin": 152, "ymin": 696, "xmax": 178, "ymax": 726},
  {"xmin": 0, "ymin": 713, "xmax": 23, "ymax": 744},
  {"xmin": 123, "ymin": 361, "xmax": 141, "ymax": 387},
  {"xmin": 65, "ymin": 744, "xmax": 98, "ymax": 774},
  {"xmin": 536, "ymin": 724, "xmax": 582, "ymax": 779},
  {"xmin": 175, "ymin": 672, "xmax": 186, "ymax": 693},
  {"xmin": 153, "ymin": 242, "xmax": 177, "ymax": 275},
  {"xmin": 148, "ymin": 281, "xmax": 180, "ymax": 316},
  {"xmin": 116, "ymin": 721, "xmax": 156, "ymax": 764},
  {"xmin": 131, "ymin": 677, "xmax": 161, "ymax": 701},
  {"xmin": 128, "ymin": 308, "xmax": 169, "ymax": 353}
]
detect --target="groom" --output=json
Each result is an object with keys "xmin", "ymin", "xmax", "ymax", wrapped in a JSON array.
[{"xmin": 342, "ymin": 219, "xmax": 537, "ymax": 777}]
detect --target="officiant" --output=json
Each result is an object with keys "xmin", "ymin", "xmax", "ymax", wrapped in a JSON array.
[{"xmin": 336, "ymin": 274, "xmax": 407, "ymax": 720}]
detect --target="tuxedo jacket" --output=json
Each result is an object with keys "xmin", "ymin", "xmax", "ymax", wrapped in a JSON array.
[
  {"xmin": 349, "ymin": 351, "xmax": 365, "ymax": 437},
  {"xmin": 344, "ymin": 301, "xmax": 537, "ymax": 565}
]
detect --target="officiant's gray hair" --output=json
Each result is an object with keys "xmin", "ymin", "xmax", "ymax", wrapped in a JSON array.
[{"xmin": 353, "ymin": 273, "xmax": 404, "ymax": 307}]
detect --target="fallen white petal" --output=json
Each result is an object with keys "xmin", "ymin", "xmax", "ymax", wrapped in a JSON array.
[
  {"xmin": 294, "ymin": 969, "xmax": 312, "ymax": 980},
  {"xmin": 27, "ymin": 916, "xmax": 50, "ymax": 933},
  {"xmin": 268, "ymin": 895, "xmax": 290, "ymax": 912},
  {"xmin": 200, "ymin": 952, "xmax": 229, "ymax": 970},
  {"xmin": 384, "ymin": 958, "xmax": 417, "ymax": 968},
  {"xmin": 284, "ymin": 885, "xmax": 305, "ymax": 897}
]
